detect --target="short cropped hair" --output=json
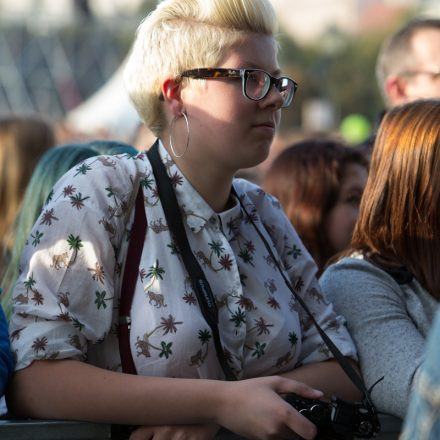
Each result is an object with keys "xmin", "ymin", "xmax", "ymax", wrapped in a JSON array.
[
  {"xmin": 376, "ymin": 17, "xmax": 440, "ymax": 102},
  {"xmin": 124, "ymin": 0, "xmax": 278, "ymax": 137}
]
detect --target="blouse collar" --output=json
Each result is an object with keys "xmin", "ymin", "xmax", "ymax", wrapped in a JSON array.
[{"xmin": 156, "ymin": 140, "xmax": 242, "ymax": 236}]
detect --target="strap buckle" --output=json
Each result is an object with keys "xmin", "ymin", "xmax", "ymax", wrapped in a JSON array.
[{"xmin": 119, "ymin": 315, "xmax": 132, "ymax": 329}]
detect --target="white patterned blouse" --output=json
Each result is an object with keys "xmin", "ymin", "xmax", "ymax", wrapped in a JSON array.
[{"xmin": 10, "ymin": 141, "xmax": 356, "ymax": 379}]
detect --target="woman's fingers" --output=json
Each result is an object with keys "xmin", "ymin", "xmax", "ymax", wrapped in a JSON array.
[
  {"xmin": 129, "ymin": 424, "xmax": 219, "ymax": 440},
  {"xmin": 129, "ymin": 426, "xmax": 153, "ymax": 440},
  {"xmin": 274, "ymin": 376, "xmax": 324, "ymax": 400}
]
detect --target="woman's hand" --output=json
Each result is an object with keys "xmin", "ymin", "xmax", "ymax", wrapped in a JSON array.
[
  {"xmin": 216, "ymin": 376, "xmax": 322, "ymax": 440},
  {"xmin": 129, "ymin": 423, "xmax": 219, "ymax": 440}
]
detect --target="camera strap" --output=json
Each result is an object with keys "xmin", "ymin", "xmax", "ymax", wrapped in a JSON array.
[
  {"xmin": 128, "ymin": 140, "xmax": 378, "ymax": 411},
  {"xmin": 233, "ymin": 187, "xmax": 378, "ymax": 408},
  {"xmin": 147, "ymin": 141, "xmax": 237, "ymax": 381}
]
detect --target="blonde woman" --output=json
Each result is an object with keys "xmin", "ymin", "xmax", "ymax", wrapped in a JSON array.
[{"xmin": 8, "ymin": 1, "xmax": 360, "ymax": 439}]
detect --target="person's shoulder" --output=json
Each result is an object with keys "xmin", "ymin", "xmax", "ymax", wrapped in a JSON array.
[
  {"xmin": 320, "ymin": 253, "xmax": 405, "ymax": 301},
  {"xmin": 54, "ymin": 151, "xmax": 150, "ymax": 201},
  {"xmin": 322, "ymin": 253, "xmax": 400, "ymax": 281},
  {"xmin": 81, "ymin": 151, "xmax": 149, "ymax": 181}
]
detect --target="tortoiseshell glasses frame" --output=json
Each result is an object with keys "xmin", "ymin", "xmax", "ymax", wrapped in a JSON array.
[{"xmin": 180, "ymin": 68, "xmax": 298, "ymax": 108}]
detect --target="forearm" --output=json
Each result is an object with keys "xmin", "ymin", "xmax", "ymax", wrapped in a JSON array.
[
  {"xmin": 280, "ymin": 359, "xmax": 362, "ymax": 401},
  {"xmin": 7, "ymin": 360, "xmax": 325, "ymax": 440},
  {"xmin": 7, "ymin": 359, "xmax": 223, "ymax": 425}
]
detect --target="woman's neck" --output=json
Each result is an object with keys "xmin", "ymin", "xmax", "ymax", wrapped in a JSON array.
[
  {"xmin": 181, "ymin": 159, "xmax": 234, "ymax": 213},
  {"xmin": 160, "ymin": 139, "xmax": 234, "ymax": 213}
]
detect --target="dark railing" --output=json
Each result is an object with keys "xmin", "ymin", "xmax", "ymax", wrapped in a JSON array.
[{"xmin": 0, "ymin": 415, "xmax": 402, "ymax": 440}]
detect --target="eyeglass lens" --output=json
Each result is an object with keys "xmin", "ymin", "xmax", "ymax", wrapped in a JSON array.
[{"xmin": 245, "ymin": 71, "xmax": 294, "ymax": 107}]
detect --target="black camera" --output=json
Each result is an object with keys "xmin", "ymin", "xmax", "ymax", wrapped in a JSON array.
[{"xmin": 285, "ymin": 394, "xmax": 381, "ymax": 439}]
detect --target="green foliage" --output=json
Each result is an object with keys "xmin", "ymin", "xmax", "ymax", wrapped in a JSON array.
[{"xmin": 277, "ymin": 28, "xmax": 388, "ymax": 133}]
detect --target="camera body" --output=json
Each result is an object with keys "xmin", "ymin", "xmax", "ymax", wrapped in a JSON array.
[{"xmin": 285, "ymin": 394, "xmax": 381, "ymax": 439}]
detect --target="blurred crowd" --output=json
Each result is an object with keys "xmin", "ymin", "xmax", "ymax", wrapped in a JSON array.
[{"xmin": 0, "ymin": 6, "xmax": 439, "ymax": 440}]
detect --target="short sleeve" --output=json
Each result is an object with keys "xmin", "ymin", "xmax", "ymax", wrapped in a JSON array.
[{"xmin": 9, "ymin": 156, "xmax": 136, "ymax": 370}]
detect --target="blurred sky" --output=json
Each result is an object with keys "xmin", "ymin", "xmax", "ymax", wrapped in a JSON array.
[
  {"xmin": 0, "ymin": 0, "xmax": 438, "ymax": 138},
  {"xmin": 1, "ymin": 0, "xmax": 439, "ymax": 43}
]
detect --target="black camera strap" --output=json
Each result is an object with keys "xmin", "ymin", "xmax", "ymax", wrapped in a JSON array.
[
  {"xmin": 147, "ymin": 141, "xmax": 237, "ymax": 381},
  {"xmin": 145, "ymin": 141, "xmax": 378, "ymax": 413},
  {"xmin": 233, "ymin": 188, "xmax": 378, "ymax": 409}
]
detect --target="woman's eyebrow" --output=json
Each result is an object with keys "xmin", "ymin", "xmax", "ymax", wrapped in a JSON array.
[{"xmin": 242, "ymin": 62, "xmax": 282, "ymax": 76}]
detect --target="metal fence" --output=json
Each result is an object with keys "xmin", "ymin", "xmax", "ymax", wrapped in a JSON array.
[
  {"xmin": 0, "ymin": 415, "xmax": 402, "ymax": 440},
  {"xmin": 0, "ymin": 21, "xmax": 130, "ymax": 119}
]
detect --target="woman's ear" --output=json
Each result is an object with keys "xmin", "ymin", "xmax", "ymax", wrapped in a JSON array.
[{"xmin": 162, "ymin": 78, "xmax": 183, "ymax": 116}]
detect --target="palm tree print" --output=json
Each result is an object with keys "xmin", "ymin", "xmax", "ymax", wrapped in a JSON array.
[
  {"xmin": 159, "ymin": 314, "xmax": 182, "ymax": 335},
  {"xmin": 70, "ymin": 193, "xmax": 90, "ymax": 210},
  {"xmin": 167, "ymin": 241, "xmax": 179, "ymax": 255},
  {"xmin": 159, "ymin": 341, "xmax": 173, "ymax": 359},
  {"xmin": 31, "ymin": 230, "xmax": 44, "ymax": 247},
  {"xmin": 74, "ymin": 163, "xmax": 92, "ymax": 176},
  {"xmin": 209, "ymin": 240, "xmax": 224, "ymax": 258},
  {"xmin": 238, "ymin": 248, "xmax": 254, "ymax": 265},
  {"xmin": 251, "ymin": 317, "xmax": 273, "ymax": 336},
  {"xmin": 45, "ymin": 189, "xmax": 54, "ymax": 205},
  {"xmin": 67, "ymin": 234, "xmax": 83, "ymax": 263},
  {"xmin": 40, "ymin": 209, "xmax": 58, "ymax": 226},
  {"xmin": 147, "ymin": 260, "xmax": 165, "ymax": 281},
  {"xmin": 24, "ymin": 274, "xmax": 36, "ymax": 293},
  {"xmin": 288, "ymin": 331, "xmax": 298, "ymax": 347},
  {"xmin": 140, "ymin": 175, "xmax": 155, "ymax": 190},
  {"xmin": 293, "ymin": 276, "xmax": 304, "ymax": 292},
  {"xmin": 31, "ymin": 290, "xmax": 44, "ymax": 306},
  {"xmin": 251, "ymin": 341, "xmax": 266, "ymax": 358},
  {"xmin": 189, "ymin": 329, "xmax": 212, "ymax": 367},
  {"xmin": 72, "ymin": 318, "xmax": 84, "ymax": 331},
  {"xmin": 88, "ymin": 262, "xmax": 105, "ymax": 283},
  {"xmin": 170, "ymin": 171, "xmax": 183, "ymax": 188},
  {"xmin": 105, "ymin": 186, "xmax": 118, "ymax": 205},
  {"xmin": 198, "ymin": 329, "xmax": 211, "ymax": 345},
  {"xmin": 139, "ymin": 268, "xmax": 147, "ymax": 282},
  {"xmin": 32, "ymin": 336, "xmax": 48, "ymax": 353},
  {"xmin": 94, "ymin": 290, "xmax": 113, "ymax": 309},
  {"xmin": 218, "ymin": 254, "xmax": 233, "ymax": 271},
  {"xmin": 182, "ymin": 292, "xmax": 197, "ymax": 305},
  {"xmin": 267, "ymin": 297, "xmax": 280, "ymax": 309},
  {"xmin": 230, "ymin": 308, "xmax": 246, "ymax": 328},
  {"xmin": 62, "ymin": 185, "xmax": 76, "ymax": 197},
  {"xmin": 287, "ymin": 244, "xmax": 302, "ymax": 259}
]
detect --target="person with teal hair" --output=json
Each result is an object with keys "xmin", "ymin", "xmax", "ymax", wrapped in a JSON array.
[
  {"xmin": 0, "ymin": 141, "xmax": 138, "ymax": 319},
  {"xmin": 85, "ymin": 139, "xmax": 138, "ymax": 156}
]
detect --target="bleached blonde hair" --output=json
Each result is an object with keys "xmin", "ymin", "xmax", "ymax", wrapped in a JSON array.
[{"xmin": 124, "ymin": 0, "xmax": 278, "ymax": 137}]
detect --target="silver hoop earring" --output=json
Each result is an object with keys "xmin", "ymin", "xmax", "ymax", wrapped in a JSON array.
[{"xmin": 169, "ymin": 112, "xmax": 190, "ymax": 158}]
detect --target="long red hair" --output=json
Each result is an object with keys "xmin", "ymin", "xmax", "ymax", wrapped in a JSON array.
[
  {"xmin": 262, "ymin": 138, "xmax": 367, "ymax": 274},
  {"xmin": 351, "ymin": 99, "xmax": 440, "ymax": 298}
]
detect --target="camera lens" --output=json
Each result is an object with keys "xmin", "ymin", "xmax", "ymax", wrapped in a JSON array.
[{"xmin": 357, "ymin": 420, "xmax": 373, "ymax": 436}]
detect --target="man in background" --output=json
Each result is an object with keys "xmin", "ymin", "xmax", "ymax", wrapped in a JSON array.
[{"xmin": 376, "ymin": 17, "xmax": 440, "ymax": 108}]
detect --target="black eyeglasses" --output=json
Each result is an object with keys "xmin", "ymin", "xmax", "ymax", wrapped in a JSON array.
[{"xmin": 180, "ymin": 68, "xmax": 298, "ymax": 108}]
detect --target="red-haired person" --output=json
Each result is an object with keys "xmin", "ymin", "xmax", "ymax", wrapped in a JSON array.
[
  {"xmin": 262, "ymin": 139, "xmax": 368, "ymax": 276},
  {"xmin": 320, "ymin": 99, "xmax": 440, "ymax": 419}
]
